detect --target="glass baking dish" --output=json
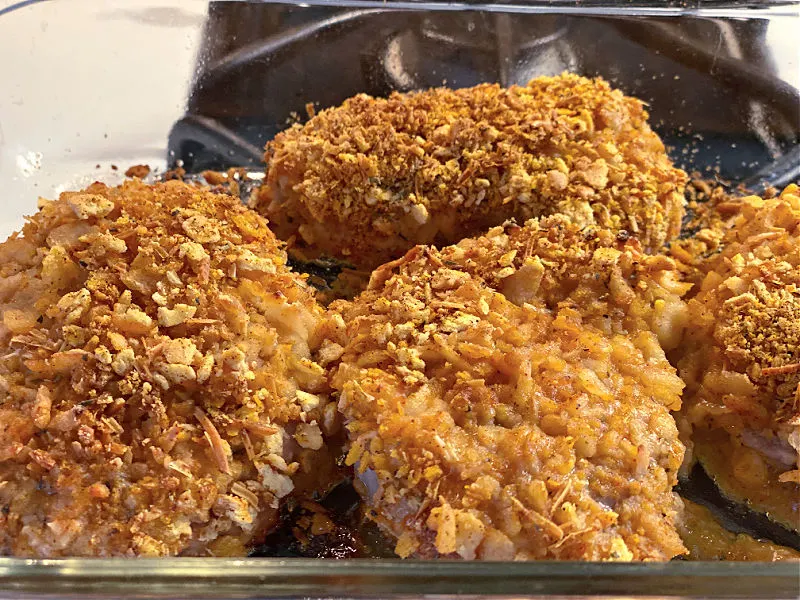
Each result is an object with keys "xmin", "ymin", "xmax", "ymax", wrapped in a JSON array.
[{"xmin": 0, "ymin": 0, "xmax": 798, "ymax": 598}]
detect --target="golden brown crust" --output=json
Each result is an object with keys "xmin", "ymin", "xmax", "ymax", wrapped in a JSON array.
[
  {"xmin": 255, "ymin": 74, "xmax": 687, "ymax": 269},
  {"xmin": 433, "ymin": 214, "xmax": 693, "ymax": 351},
  {"xmin": 0, "ymin": 180, "xmax": 337, "ymax": 557},
  {"xmin": 668, "ymin": 185, "xmax": 739, "ymax": 286},
  {"xmin": 323, "ymin": 245, "xmax": 686, "ymax": 561},
  {"xmin": 676, "ymin": 184, "xmax": 800, "ymax": 530}
]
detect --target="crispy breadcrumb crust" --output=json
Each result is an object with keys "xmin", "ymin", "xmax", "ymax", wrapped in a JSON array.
[
  {"xmin": 432, "ymin": 214, "xmax": 692, "ymax": 351},
  {"xmin": 676, "ymin": 185, "xmax": 800, "ymax": 529},
  {"xmin": 254, "ymin": 74, "xmax": 687, "ymax": 269},
  {"xmin": 0, "ymin": 180, "xmax": 337, "ymax": 557},
  {"xmin": 322, "ymin": 246, "xmax": 686, "ymax": 561},
  {"xmin": 668, "ymin": 185, "xmax": 739, "ymax": 286}
]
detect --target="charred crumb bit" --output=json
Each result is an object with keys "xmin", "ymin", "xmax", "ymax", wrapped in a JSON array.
[
  {"xmin": 202, "ymin": 170, "xmax": 228, "ymax": 186},
  {"xmin": 124, "ymin": 164, "xmax": 151, "ymax": 179},
  {"xmin": 162, "ymin": 167, "xmax": 187, "ymax": 181},
  {"xmin": 252, "ymin": 481, "xmax": 392, "ymax": 559}
]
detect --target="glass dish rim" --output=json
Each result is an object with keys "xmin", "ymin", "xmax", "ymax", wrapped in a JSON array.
[
  {"xmin": 2, "ymin": 0, "xmax": 799, "ymax": 19},
  {"xmin": 0, "ymin": 3, "xmax": 798, "ymax": 598},
  {"xmin": 215, "ymin": 0, "xmax": 800, "ymax": 18},
  {"xmin": 0, "ymin": 558, "xmax": 798, "ymax": 598}
]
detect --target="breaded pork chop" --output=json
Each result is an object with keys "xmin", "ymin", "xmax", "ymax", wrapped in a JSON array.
[
  {"xmin": 322, "ymin": 246, "xmax": 686, "ymax": 561},
  {"xmin": 434, "ymin": 214, "xmax": 693, "ymax": 351},
  {"xmin": 254, "ymin": 74, "xmax": 687, "ymax": 269},
  {"xmin": 0, "ymin": 180, "xmax": 336, "ymax": 557},
  {"xmin": 677, "ymin": 185, "xmax": 800, "ymax": 532}
]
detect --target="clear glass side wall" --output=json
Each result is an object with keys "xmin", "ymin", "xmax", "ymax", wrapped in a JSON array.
[
  {"xmin": 0, "ymin": 1, "xmax": 798, "ymax": 599},
  {"xmin": 0, "ymin": 559, "xmax": 798, "ymax": 599}
]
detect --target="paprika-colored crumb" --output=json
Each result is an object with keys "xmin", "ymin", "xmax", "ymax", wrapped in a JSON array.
[
  {"xmin": 0, "ymin": 180, "xmax": 338, "ymax": 557},
  {"xmin": 254, "ymin": 73, "xmax": 687, "ymax": 269}
]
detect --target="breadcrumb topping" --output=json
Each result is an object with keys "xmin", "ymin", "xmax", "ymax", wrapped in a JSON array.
[
  {"xmin": 676, "ymin": 185, "xmax": 800, "ymax": 528},
  {"xmin": 0, "ymin": 180, "xmax": 335, "ymax": 557},
  {"xmin": 323, "ymin": 245, "xmax": 686, "ymax": 560},
  {"xmin": 255, "ymin": 73, "xmax": 687, "ymax": 269},
  {"xmin": 433, "ymin": 214, "xmax": 693, "ymax": 351}
]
